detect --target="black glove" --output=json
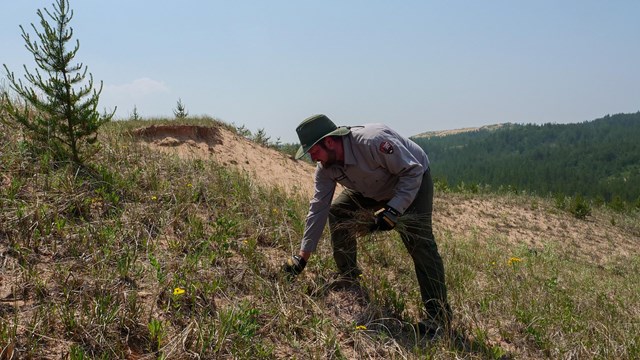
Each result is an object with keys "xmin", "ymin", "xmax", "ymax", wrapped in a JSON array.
[
  {"xmin": 371, "ymin": 206, "xmax": 400, "ymax": 231},
  {"xmin": 283, "ymin": 254, "xmax": 307, "ymax": 276}
]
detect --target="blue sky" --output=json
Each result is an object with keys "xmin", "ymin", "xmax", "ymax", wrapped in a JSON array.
[{"xmin": 2, "ymin": 1, "xmax": 639, "ymax": 143}]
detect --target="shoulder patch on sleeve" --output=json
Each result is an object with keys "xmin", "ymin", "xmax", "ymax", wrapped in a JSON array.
[{"xmin": 379, "ymin": 141, "xmax": 394, "ymax": 154}]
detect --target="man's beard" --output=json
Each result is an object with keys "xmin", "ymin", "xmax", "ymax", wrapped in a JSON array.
[{"xmin": 320, "ymin": 148, "xmax": 338, "ymax": 168}]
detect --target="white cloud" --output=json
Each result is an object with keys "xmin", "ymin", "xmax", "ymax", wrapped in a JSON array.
[
  {"xmin": 104, "ymin": 77, "xmax": 170, "ymax": 98},
  {"xmin": 101, "ymin": 78, "xmax": 173, "ymax": 118}
]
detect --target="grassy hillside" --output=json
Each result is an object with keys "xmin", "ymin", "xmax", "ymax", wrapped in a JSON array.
[
  {"xmin": 412, "ymin": 112, "xmax": 640, "ymax": 206},
  {"xmin": 1, "ymin": 118, "xmax": 639, "ymax": 359}
]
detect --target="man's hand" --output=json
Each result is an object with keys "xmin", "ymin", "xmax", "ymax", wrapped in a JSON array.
[
  {"xmin": 283, "ymin": 254, "xmax": 307, "ymax": 277},
  {"xmin": 371, "ymin": 206, "xmax": 400, "ymax": 231}
]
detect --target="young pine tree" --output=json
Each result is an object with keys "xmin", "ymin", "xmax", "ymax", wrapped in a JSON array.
[
  {"xmin": 1, "ymin": 0, "xmax": 114, "ymax": 166},
  {"xmin": 173, "ymin": 98, "xmax": 189, "ymax": 119}
]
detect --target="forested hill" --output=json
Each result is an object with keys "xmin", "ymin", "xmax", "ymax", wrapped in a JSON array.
[{"xmin": 411, "ymin": 112, "xmax": 640, "ymax": 203}]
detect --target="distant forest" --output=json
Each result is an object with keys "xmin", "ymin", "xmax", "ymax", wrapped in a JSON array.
[{"xmin": 412, "ymin": 112, "xmax": 640, "ymax": 203}]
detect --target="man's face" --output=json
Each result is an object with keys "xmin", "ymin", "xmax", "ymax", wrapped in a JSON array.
[{"xmin": 308, "ymin": 140, "xmax": 337, "ymax": 167}]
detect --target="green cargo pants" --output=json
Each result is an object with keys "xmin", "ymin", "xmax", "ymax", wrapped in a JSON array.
[{"xmin": 328, "ymin": 170, "xmax": 451, "ymax": 325}]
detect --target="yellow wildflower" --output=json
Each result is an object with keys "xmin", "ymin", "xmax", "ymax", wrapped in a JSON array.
[
  {"xmin": 508, "ymin": 257, "xmax": 523, "ymax": 265},
  {"xmin": 173, "ymin": 287, "xmax": 186, "ymax": 296},
  {"xmin": 355, "ymin": 325, "xmax": 367, "ymax": 331},
  {"xmin": 151, "ymin": 195, "xmax": 158, "ymax": 201}
]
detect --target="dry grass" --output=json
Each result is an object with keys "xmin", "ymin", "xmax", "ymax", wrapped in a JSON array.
[{"xmin": 1, "ymin": 117, "xmax": 639, "ymax": 359}]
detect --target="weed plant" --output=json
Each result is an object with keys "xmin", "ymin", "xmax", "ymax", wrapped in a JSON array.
[{"xmin": 0, "ymin": 118, "xmax": 638, "ymax": 358}]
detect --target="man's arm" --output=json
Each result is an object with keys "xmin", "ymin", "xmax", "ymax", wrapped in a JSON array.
[
  {"xmin": 283, "ymin": 167, "xmax": 335, "ymax": 277},
  {"xmin": 373, "ymin": 136, "xmax": 426, "ymax": 214},
  {"xmin": 299, "ymin": 250, "xmax": 311, "ymax": 261}
]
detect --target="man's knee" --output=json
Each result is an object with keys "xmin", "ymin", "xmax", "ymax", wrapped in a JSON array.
[
  {"xmin": 402, "ymin": 230, "xmax": 437, "ymax": 254},
  {"xmin": 329, "ymin": 202, "xmax": 347, "ymax": 221}
]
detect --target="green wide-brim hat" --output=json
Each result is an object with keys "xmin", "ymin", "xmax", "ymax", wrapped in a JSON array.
[{"xmin": 295, "ymin": 114, "xmax": 351, "ymax": 159}]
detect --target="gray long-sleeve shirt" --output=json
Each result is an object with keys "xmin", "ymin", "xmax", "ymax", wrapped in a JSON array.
[{"xmin": 300, "ymin": 123, "xmax": 430, "ymax": 252}]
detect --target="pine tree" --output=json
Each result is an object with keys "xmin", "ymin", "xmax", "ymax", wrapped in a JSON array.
[
  {"xmin": 130, "ymin": 105, "xmax": 141, "ymax": 121},
  {"xmin": 1, "ymin": 0, "xmax": 114, "ymax": 166},
  {"xmin": 173, "ymin": 98, "xmax": 188, "ymax": 119}
]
